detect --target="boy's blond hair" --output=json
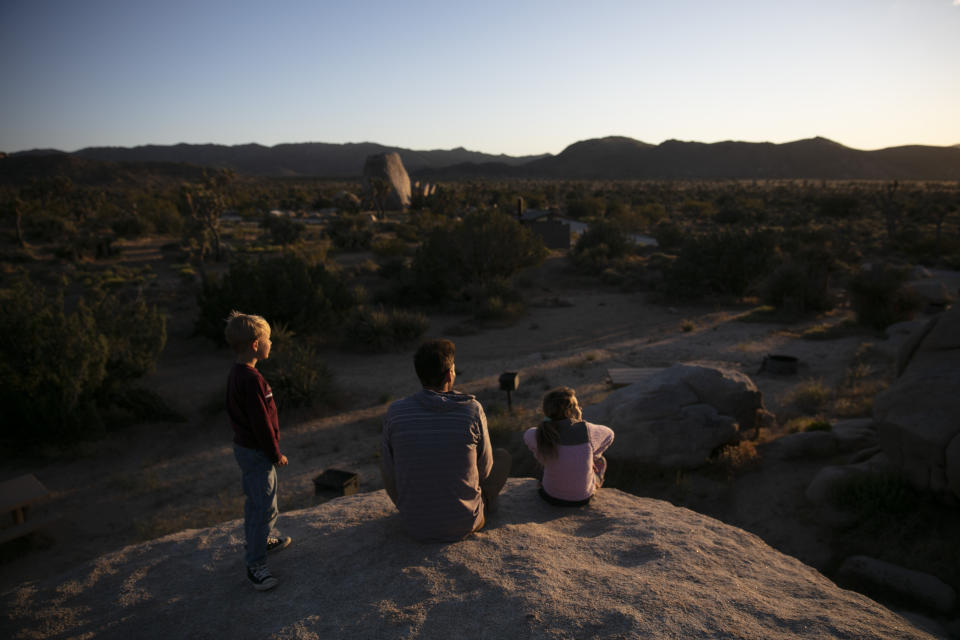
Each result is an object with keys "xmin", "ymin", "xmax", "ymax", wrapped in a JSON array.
[{"xmin": 224, "ymin": 310, "xmax": 270, "ymax": 353}]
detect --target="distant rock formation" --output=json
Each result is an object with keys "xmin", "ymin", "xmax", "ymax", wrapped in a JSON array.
[
  {"xmin": 584, "ymin": 363, "xmax": 772, "ymax": 468},
  {"xmin": 874, "ymin": 302, "xmax": 960, "ymax": 499},
  {"xmin": 332, "ymin": 190, "xmax": 361, "ymax": 212},
  {"xmin": 362, "ymin": 152, "xmax": 411, "ymax": 211},
  {"xmin": 1, "ymin": 479, "xmax": 933, "ymax": 639}
]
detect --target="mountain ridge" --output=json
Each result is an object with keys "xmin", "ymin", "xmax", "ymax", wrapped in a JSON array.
[{"xmin": 6, "ymin": 136, "xmax": 960, "ymax": 180}]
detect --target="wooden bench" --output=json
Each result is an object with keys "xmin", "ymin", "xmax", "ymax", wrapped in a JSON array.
[{"xmin": 0, "ymin": 474, "xmax": 56, "ymax": 544}]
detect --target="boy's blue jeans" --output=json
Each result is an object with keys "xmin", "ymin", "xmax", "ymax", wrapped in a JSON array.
[{"xmin": 233, "ymin": 444, "xmax": 279, "ymax": 567}]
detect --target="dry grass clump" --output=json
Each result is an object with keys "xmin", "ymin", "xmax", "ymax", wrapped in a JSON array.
[
  {"xmin": 801, "ymin": 317, "xmax": 861, "ymax": 340},
  {"xmin": 712, "ymin": 440, "xmax": 760, "ymax": 480},
  {"xmin": 485, "ymin": 406, "xmax": 535, "ymax": 448},
  {"xmin": 784, "ymin": 378, "xmax": 833, "ymax": 415},
  {"xmin": 832, "ymin": 343, "xmax": 893, "ymax": 418}
]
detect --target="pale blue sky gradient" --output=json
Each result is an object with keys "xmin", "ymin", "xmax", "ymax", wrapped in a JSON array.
[{"xmin": 2, "ymin": 0, "xmax": 959, "ymax": 155}]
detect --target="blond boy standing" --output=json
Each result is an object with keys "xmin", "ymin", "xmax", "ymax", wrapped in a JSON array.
[{"xmin": 224, "ymin": 311, "xmax": 291, "ymax": 591}]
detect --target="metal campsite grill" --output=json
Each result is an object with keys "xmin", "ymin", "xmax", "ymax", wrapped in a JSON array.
[
  {"xmin": 313, "ymin": 469, "xmax": 359, "ymax": 498},
  {"xmin": 759, "ymin": 354, "xmax": 799, "ymax": 375}
]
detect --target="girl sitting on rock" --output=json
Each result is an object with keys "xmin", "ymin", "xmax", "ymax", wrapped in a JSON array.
[{"xmin": 523, "ymin": 387, "xmax": 614, "ymax": 506}]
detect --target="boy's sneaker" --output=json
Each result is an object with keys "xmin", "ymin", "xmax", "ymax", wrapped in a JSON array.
[
  {"xmin": 266, "ymin": 535, "xmax": 292, "ymax": 553},
  {"xmin": 247, "ymin": 563, "xmax": 278, "ymax": 591}
]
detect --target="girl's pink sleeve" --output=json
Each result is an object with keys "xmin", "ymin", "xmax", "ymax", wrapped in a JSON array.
[{"xmin": 589, "ymin": 423, "xmax": 615, "ymax": 456}]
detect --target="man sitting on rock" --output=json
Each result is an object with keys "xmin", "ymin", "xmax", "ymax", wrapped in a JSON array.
[{"xmin": 381, "ymin": 338, "xmax": 511, "ymax": 542}]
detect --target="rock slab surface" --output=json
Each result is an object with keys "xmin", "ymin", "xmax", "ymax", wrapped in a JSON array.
[
  {"xmin": 875, "ymin": 303, "xmax": 960, "ymax": 498},
  {"xmin": 1, "ymin": 479, "xmax": 933, "ymax": 640}
]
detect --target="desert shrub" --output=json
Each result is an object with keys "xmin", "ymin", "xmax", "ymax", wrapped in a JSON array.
[
  {"xmin": 259, "ymin": 341, "xmax": 336, "ymax": 408},
  {"xmin": 410, "ymin": 210, "xmax": 546, "ymax": 304},
  {"xmin": 712, "ymin": 440, "xmax": 760, "ymax": 479},
  {"xmin": 652, "ymin": 220, "xmax": 685, "ymax": 251},
  {"xmin": 326, "ymin": 212, "xmax": 373, "ymax": 249},
  {"xmin": 0, "ymin": 278, "xmax": 108, "ymax": 444},
  {"xmin": 195, "ymin": 252, "xmax": 352, "ymax": 343},
  {"xmin": 341, "ymin": 306, "xmax": 429, "ymax": 352},
  {"xmin": 0, "ymin": 275, "xmax": 171, "ymax": 446},
  {"xmin": 371, "ymin": 236, "xmax": 409, "ymax": 258},
  {"xmin": 804, "ymin": 418, "xmax": 832, "ymax": 432},
  {"xmin": 137, "ymin": 196, "xmax": 182, "ymax": 235},
  {"xmin": 785, "ymin": 378, "xmax": 832, "ymax": 415},
  {"xmin": 570, "ymin": 219, "xmax": 632, "ymax": 273},
  {"xmin": 663, "ymin": 229, "xmax": 780, "ymax": 299},
  {"xmin": 817, "ymin": 194, "xmax": 863, "ymax": 219},
  {"xmin": 828, "ymin": 472, "xmax": 915, "ymax": 518},
  {"xmin": 261, "ymin": 214, "xmax": 305, "ymax": 245},
  {"xmin": 89, "ymin": 288, "xmax": 167, "ymax": 383},
  {"xmin": 394, "ymin": 210, "xmax": 449, "ymax": 243},
  {"xmin": 848, "ymin": 264, "xmax": 921, "ymax": 330},
  {"xmin": 759, "ymin": 257, "xmax": 834, "ymax": 313},
  {"xmin": 23, "ymin": 209, "xmax": 74, "ymax": 243},
  {"xmin": 467, "ymin": 278, "xmax": 526, "ymax": 323},
  {"xmin": 107, "ymin": 209, "xmax": 150, "ymax": 239}
]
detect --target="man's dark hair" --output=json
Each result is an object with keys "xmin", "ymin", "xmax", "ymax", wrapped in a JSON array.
[{"xmin": 414, "ymin": 339, "xmax": 455, "ymax": 388}]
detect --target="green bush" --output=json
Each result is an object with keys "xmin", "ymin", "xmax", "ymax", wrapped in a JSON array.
[
  {"xmin": 570, "ymin": 220, "xmax": 632, "ymax": 273},
  {"xmin": 848, "ymin": 264, "xmax": 921, "ymax": 330},
  {"xmin": 326, "ymin": 212, "xmax": 373, "ymax": 250},
  {"xmin": 0, "ymin": 278, "xmax": 108, "ymax": 444},
  {"xmin": 195, "ymin": 252, "xmax": 353, "ymax": 343},
  {"xmin": 410, "ymin": 210, "xmax": 546, "ymax": 304},
  {"xmin": 804, "ymin": 418, "xmax": 832, "ymax": 432},
  {"xmin": 259, "ymin": 340, "xmax": 336, "ymax": 408},
  {"xmin": 261, "ymin": 214, "xmax": 306, "ymax": 245},
  {"xmin": 90, "ymin": 288, "xmax": 167, "ymax": 383},
  {"xmin": 828, "ymin": 472, "xmax": 915, "ymax": 518},
  {"xmin": 371, "ymin": 236, "xmax": 410, "ymax": 258},
  {"xmin": 663, "ymin": 229, "xmax": 780, "ymax": 299},
  {"xmin": 468, "ymin": 278, "xmax": 526, "ymax": 323},
  {"xmin": 760, "ymin": 258, "xmax": 834, "ymax": 313},
  {"xmin": 341, "ymin": 305, "xmax": 429, "ymax": 352},
  {"xmin": 0, "ymin": 275, "xmax": 171, "ymax": 446}
]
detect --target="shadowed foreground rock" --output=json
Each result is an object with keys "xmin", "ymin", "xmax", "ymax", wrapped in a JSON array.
[{"xmin": 2, "ymin": 479, "xmax": 933, "ymax": 639}]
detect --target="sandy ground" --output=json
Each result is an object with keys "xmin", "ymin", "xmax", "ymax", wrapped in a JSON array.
[{"xmin": 1, "ymin": 249, "xmax": 954, "ymax": 595}]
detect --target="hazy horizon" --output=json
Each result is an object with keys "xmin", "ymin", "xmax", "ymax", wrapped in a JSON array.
[
  {"xmin": 8, "ymin": 134, "xmax": 960, "ymax": 158},
  {"xmin": 2, "ymin": 0, "xmax": 959, "ymax": 156}
]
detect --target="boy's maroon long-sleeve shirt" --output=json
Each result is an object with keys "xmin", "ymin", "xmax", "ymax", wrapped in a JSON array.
[{"xmin": 226, "ymin": 363, "xmax": 281, "ymax": 463}]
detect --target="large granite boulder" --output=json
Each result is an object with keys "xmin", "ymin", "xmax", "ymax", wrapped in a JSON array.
[
  {"xmin": 362, "ymin": 152, "xmax": 411, "ymax": 211},
  {"xmin": 1, "ymin": 479, "xmax": 934, "ymax": 639},
  {"xmin": 874, "ymin": 303, "xmax": 960, "ymax": 499},
  {"xmin": 583, "ymin": 363, "xmax": 769, "ymax": 469}
]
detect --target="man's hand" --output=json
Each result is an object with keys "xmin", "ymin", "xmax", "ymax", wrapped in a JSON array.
[{"xmin": 278, "ymin": 454, "xmax": 289, "ymax": 466}]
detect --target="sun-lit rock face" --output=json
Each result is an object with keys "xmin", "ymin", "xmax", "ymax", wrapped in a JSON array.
[
  {"xmin": 584, "ymin": 363, "xmax": 770, "ymax": 468},
  {"xmin": 362, "ymin": 152, "xmax": 411, "ymax": 211},
  {"xmin": 2, "ymin": 478, "xmax": 933, "ymax": 639}
]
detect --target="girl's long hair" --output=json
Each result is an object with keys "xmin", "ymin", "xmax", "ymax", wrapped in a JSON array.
[{"xmin": 536, "ymin": 387, "xmax": 582, "ymax": 460}]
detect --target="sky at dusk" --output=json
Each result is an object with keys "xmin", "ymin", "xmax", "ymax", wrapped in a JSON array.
[{"xmin": 2, "ymin": 0, "xmax": 959, "ymax": 156}]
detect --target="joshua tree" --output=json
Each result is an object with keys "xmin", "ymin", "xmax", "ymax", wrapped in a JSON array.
[{"xmin": 179, "ymin": 171, "xmax": 232, "ymax": 264}]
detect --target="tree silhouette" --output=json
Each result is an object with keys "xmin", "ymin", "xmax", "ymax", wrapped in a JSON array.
[{"xmin": 178, "ymin": 171, "xmax": 232, "ymax": 264}]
